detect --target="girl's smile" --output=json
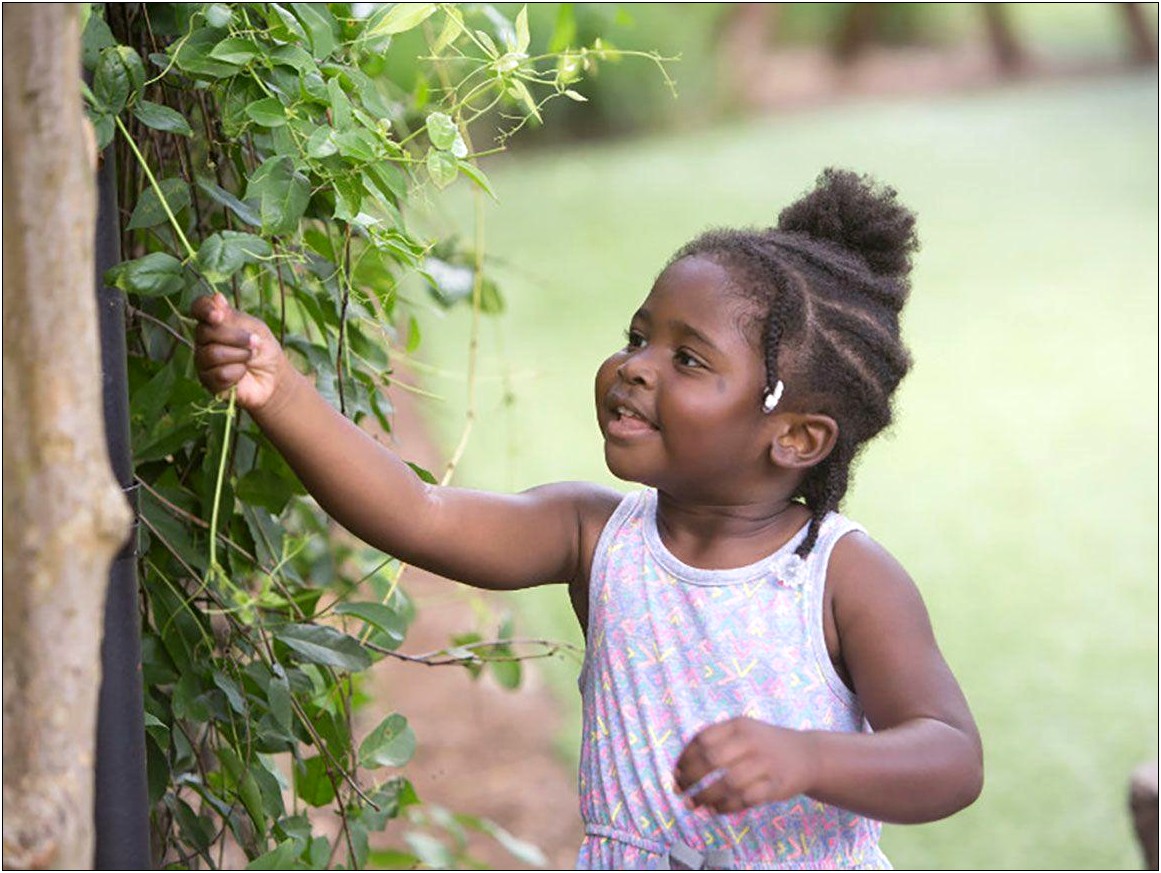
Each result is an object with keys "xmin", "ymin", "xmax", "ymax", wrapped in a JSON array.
[
  {"xmin": 604, "ymin": 393, "xmax": 660, "ymax": 440},
  {"xmin": 594, "ymin": 256, "xmax": 774, "ymax": 503}
]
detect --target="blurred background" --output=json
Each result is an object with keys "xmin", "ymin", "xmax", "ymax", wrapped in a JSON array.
[{"xmin": 394, "ymin": 4, "xmax": 1157, "ymax": 869}]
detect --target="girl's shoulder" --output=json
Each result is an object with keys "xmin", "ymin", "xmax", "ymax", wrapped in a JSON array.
[
  {"xmin": 527, "ymin": 479, "xmax": 624, "ymax": 570},
  {"xmin": 824, "ymin": 527, "xmax": 927, "ymax": 630},
  {"xmin": 826, "ymin": 528, "xmax": 915, "ymax": 599}
]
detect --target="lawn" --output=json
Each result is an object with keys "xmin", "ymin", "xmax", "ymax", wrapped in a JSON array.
[{"xmin": 408, "ymin": 73, "xmax": 1158, "ymax": 869}]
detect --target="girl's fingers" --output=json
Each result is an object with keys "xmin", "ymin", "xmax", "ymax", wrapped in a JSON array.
[
  {"xmin": 674, "ymin": 723, "xmax": 743, "ymax": 791},
  {"xmin": 195, "ymin": 342, "xmax": 251, "ymax": 371},
  {"xmin": 190, "ymin": 292, "xmax": 229, "ymax": 324},
  {"xmin": 195, "ymin": 320, "xmax": 253, "ymax": 350},
  {"xmin": 202, "ymin": 363, "xmax": 248, "ymax": 392}
]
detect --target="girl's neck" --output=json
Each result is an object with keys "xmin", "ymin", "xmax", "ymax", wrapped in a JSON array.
[{"xmin": 653, "ymin": 489, "xmax": 810, "ymax": 571}]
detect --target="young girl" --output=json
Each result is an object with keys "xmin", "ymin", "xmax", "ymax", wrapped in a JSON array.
[{"xmin": 194, "ymin": 169, "xmax": 982, "ymax": 870}]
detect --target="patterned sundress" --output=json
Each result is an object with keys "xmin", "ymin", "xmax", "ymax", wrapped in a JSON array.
[{"xmin": 576, "ymin": 489, "xmax": 890, "ymax": 870}]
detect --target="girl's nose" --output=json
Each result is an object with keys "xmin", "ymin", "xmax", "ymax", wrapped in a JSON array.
[{"xmin": 617, "ymin": 351, "xmax": 655, "ymax": 387}]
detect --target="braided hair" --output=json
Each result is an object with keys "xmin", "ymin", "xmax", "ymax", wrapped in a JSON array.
[{"xmin": 670, "ymin": 168, "xmax": 919, "ymax": 558}]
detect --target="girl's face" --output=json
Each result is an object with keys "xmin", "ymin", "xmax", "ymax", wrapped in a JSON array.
[{"xmin": 594, "ymin": 256, "xmax": 776, "ymax": 504}]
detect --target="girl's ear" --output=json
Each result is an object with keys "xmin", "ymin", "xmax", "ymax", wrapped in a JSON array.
[{"xmin": 769, "ymin": 413, "xmax": 838, "ymax": 469}]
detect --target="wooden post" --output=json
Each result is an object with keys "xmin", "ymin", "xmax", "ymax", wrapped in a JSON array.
[{"xmin": 2, "ymin": 5, "xmax": 133, "ymax": 868}]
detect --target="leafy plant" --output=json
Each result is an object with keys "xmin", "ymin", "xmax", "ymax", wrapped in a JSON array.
[{"xmin": 80, "ymin": 3, "xmax": 665, "ymax": 868}]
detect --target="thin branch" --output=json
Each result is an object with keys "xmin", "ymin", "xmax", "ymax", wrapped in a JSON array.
[
  {"xmin": 127, "ymin": 303, "xmax": 194, "ymax": 348},
  {"xmin": 364, "ymin": 636, "xmax": 582, "ymax": 668}
]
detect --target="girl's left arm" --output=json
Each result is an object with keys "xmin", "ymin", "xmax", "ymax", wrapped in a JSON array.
[{"xmin": 674, "ymin": 532, "xmax": 983, "ymax": 823}]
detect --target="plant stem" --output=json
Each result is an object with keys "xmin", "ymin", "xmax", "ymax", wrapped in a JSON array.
[
  {"xmin": 111, "ymin": 112, "xmax": 198, "ymax": 261},
  {"xmin": 207, "ymin": 389, "xmax": 236, "ymax": 580}
]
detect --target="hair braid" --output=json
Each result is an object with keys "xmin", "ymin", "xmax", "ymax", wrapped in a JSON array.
[{"xmin": 794, "ymin": 439, "xmax": 852, "ymax": 558}]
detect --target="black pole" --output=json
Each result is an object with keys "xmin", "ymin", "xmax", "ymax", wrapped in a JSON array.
[{"xmin": 93, "ymin": 137, "xmax": 152, "ymax": 868}]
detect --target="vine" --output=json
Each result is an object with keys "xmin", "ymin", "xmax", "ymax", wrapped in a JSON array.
[{"xmin": 81, "ymin": 3, "xmax": 671, "ymax": 868}]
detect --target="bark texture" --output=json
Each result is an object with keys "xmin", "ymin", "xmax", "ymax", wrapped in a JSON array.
[{"xmin": 2, "ymin": 5, "xmax": 133, "ymax": 868}]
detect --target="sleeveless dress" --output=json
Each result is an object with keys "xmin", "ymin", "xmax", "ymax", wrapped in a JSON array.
[{"xmin": 576, "ymin": 489, "xmax": 891, "ymax": 870}]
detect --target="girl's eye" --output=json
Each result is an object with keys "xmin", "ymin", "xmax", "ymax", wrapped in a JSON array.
[
  {"xmin": 675, "ymin": 349, "xmax": 703, "ymax": 369},
  {"xmin": 625, "ymin": 329, "xmax": 646, "ymax": 349}
]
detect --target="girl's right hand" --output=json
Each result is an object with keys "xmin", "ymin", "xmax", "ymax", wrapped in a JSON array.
[{"xmin": 192, "ymin": 293, "xmax": 286, "ymax": 411}]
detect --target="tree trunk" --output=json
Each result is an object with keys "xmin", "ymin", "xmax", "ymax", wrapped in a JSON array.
[
  {"xmin": 2, "ymin": 5, "xmax": 133, "ymax": 869},
  {"xmin": 1121, "ymin": 3, "xmax": 1158, "ymax": 65},
  {"xmin": 980, "ymin": 3, "xmax": 1026, "ymax": 75}
]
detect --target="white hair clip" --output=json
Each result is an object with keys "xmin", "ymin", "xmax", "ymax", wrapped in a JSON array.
[{"xmin": 762, "ymin": 380, "xmax": 785, "ymax": 414}]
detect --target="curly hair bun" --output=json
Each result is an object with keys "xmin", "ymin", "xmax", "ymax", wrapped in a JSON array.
[{"xmin": 777, "ymin": 168, "xmax": 918, "ymax": 278}]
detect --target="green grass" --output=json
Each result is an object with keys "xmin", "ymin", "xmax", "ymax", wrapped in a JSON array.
[{"xmin": 408, "ymin": 74, "xmax": 1158, "ymax": 869}]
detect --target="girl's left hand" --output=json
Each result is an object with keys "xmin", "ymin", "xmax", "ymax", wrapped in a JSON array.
[{"xmin": 673, "ymin": 717, "xmax": 818, "ymax": 814}]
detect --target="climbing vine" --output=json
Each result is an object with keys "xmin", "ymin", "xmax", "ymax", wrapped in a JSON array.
[{"xmin": 80, "ymin": 3, "xmax": 670, "ymax": 868}]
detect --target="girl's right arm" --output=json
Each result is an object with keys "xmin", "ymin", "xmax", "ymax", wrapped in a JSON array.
[{"xmin": 192, "ymin": 293, "xmax": 619, "ymax": 596}]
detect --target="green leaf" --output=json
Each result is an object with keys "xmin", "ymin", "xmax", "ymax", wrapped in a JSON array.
[
  {"xmin": 334, "ymin": 601, "xmax": 406, "ymax": 650},
  {"xmin": 291, "ymin": 3, "xmax": 338, "ymax": 59},
  {"xmin": 368, "ymin": 849, "xmax": 422, "ymax": 869},
  {"xmin": 172, "ymin": 27, "xmax": 240, "ymax": 79},
  {"xmin": 274, "ymin": 623, "xmax": 372, "ymax": 672},
  {"xmin": 457, "ymin": 160, "xmax": 498, "ymax": 201},
  {"xmin": 82, "ymin": 12, "xmax": 117, "ymax": 71},
  {"xmin": 507, "ymin": 78, "xmax": 541, "ymax": 122},
  {"xmin": 267, "ymin": 670, "xmax": 294, "ymax": 734},
  {"xmin": 105, "ymin": 252, "xmax": 185, "ymax": 298},
  {"xmin": 93, "ymin": 45, "xmax": 144, "ymax": 115},
  {"xmin": 406, "ymin": 315, "xmax": 422, "ymax": 353},
  {"xmin": 406, "ymin": 832, "xmax": 455, "ymax": 869},
  {"xmin": 270, "ymin": 44, "xmax": 316, "ymax": 73},
  {"xmin": 212, "ymin": 671, "xmax": 248, "ymax": 714},
  {"xmin": 91, "ymin": 113, "xmax": 115, "ymax": 151},
  {"xmin": 404, "ymin": 461, "xmax": 436, "ymax": 486},
  {"xmin": 143, "ymin": 710, "xmax": 169, "ymax": 737},
  {"xmin": 173, "ymin": 672, "xmax": 212, "ymax": 722},
  {"xmin": 305, "ymin": 126, "xmax": 337, "ymax": 158},
  {"xmin": 490, "ymin": 654, "xmax": 522, "ymax": 689},
  {"xmin": 197, "ymin": 231, "xmax": 272, "ymax": 284},
  {"xmin": 326, "ymin": 77, "xmax": 352, "ymax": 129},
  {"xmin": 244, "ymin": 157, "xmax": 311, "ymax": 236},
  {"xmin": 425, "ymin": 112, "xmax": 458, "ymax": 151},
  {"xmin": 236, "ymin": 467, "xmax": 295, "ymax": 515},
  {"xmin": 431, "ymin": 8, "xmax": 464, "ymax": 53},
  {"xmin": 333, "ymin": 128, "xmax": 378, "ymax": 162},
  {"xmin": 470, "ymin": 816, "xmax": 547, "ymax": 867},
  {"xmin": 217, "ymin": 746, "xmax": 266, "ymax": 837},
  {"xmin": 245, "ymin": 97, "xmax": 287, "ymax": 128},
  {"xmin": 333, "ymin": 175, "xmax": 362, "ymax": 222},
  {"xmin": 205, "ymin": 3, "xmax": 233, "ymax": 29},
  {"xmin": 358, "ymin": 713, "xmax": 416, "ymax": 768},
  {"xmin": 197, "ymin": 177, "xmax": 261, "ymax": 227},
  {"xmin": 475, "ymin": 29, "xmax": 498, "ymax": 58},
  {"xmin": 267, "ymin": 3, "xmax": 307, "ymax": 43},
  {"xmin": 364, "ymin": 3, "xmax": 437, "ymax": 39},
  {"xmin": 480, "ymin": 277, "xmax": 505, "ymax": 314},
  {"xmin": 174, "ymin": 798, "xmax": 215, "ymax": 858},
  {"xmin": 133, "ymin": 100, "xmax": 194, "ymax": 136},
  {"xmin": 126, "ymin": 177, "xmax": 190, "ymax": 230},
  {"xmin": 246, "ymin": 839, "xmax": 299, "ymax": 870},
  {"xmin": 294, "ymin": 755, "xmax": 335, "ymax": 807},
  {"xmin": 515, "ymin": 5, "xmax": 530, "ymax": 54},
  {"xmin": 425, "ymin": 148, "xmax": 458, "ymax": 189},
  {"xmin": 209, "ymin": 37, "xmax": 261, "ymax": 66}
]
